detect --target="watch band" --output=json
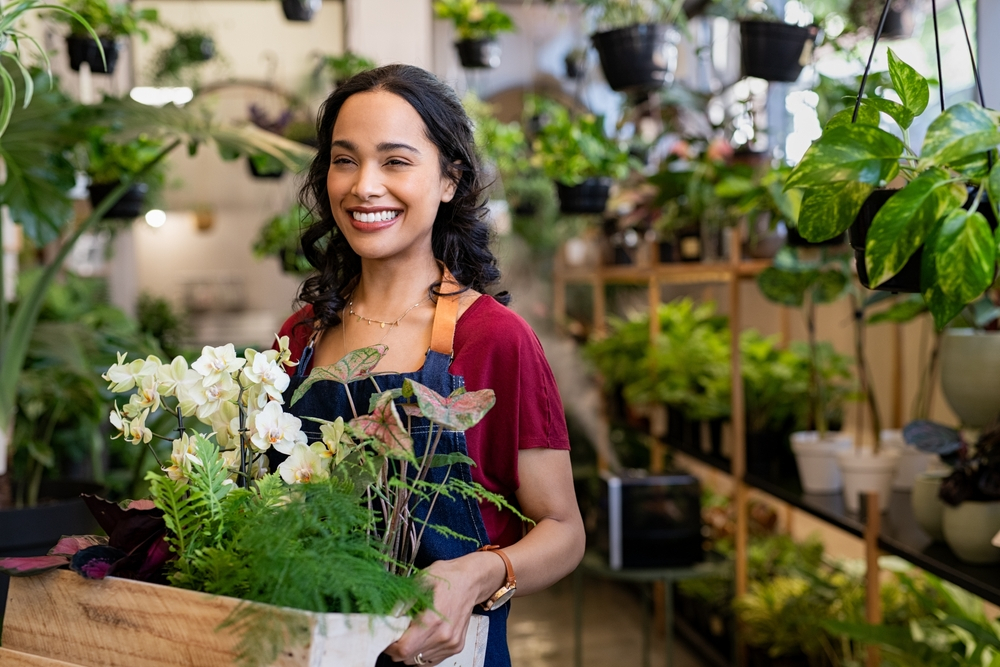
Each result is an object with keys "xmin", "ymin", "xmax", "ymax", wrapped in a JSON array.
[{"xmin": 478, "ymin": 544, "xmax": 516, "ymax": 610}]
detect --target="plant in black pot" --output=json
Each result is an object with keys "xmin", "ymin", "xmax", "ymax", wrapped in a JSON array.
[
  {"xmin": 785, "ymin": 44, "xmax": 1000, "ymax": 332},
  {"xmin": 49, "ymin": 0, "xmax": 158, "ymax": 74},
  {"xmin": 433, "ymin": 0, "xmax": 515, "ymax": 69},
  {"xmin": 252, "ymin": 203, "xmax": 316, "ymax": 275},
  {"xmin": 530, "ymin": 97, "xmax": 633, "ymax": 215},
  {"xmin": 82, "ymin": 129, "xmax": 167, "ymax": 221},
  {"xmin": 281, "ymin": 0, "xmax": 322, "ymax": 22},
  {"xmin": 580, "ymin": 0, "xmax": 685, "ymax": 92},
  {"xmin": 849, "ymin": 0, "xmax": 920, "ymax": 40},
  {"xmin": 246, "ymin": 103, "xmax": 317, "ymax": 178},
  {"xmin": 316, "ymin": 51, "xmax": 377, "ymax": 88},
  {"xmin": 148, "ymin": 27, "xmax": 216, "ymax": 87}
]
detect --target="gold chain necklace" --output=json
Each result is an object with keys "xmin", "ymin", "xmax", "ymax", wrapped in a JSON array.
[{"xmin": 344, "ymin": 292, "xmax": 430, "ymax": 347}]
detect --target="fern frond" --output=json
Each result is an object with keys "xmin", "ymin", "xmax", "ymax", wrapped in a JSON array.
[{"xmin": 187, "ymin": 434, "xmax": 234, "ymax": 543}]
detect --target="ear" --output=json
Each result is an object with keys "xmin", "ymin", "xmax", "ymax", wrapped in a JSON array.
[{"xmin": 440, "ymin": 160, "xmax": 461, "ymax": 203}]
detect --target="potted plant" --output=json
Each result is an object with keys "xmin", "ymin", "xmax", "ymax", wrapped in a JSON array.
[
  {"xmin": 252, "ymin": 203, "xmax": 315, "ymax": 275},
  {"xmin": 82, "ymin": 129, "xmax": 168, "ymax": 220},
  {"xmin": 433, "ymin": 0, "xmax": 515, "ymax": 69},
  {"xmin": 530, "ymin": 97, "xmax": 633, "ymax": 214},
  {"xmin": 281, "ymin": 0, "xmax": 322, "ymax": 22},
  {"xmin": 247, "ymin": 103, "xmax": 317, "ymax": 178},
  {"xmin": 318, "ymin": 51, "xmax": 377, "ymax": 88},
  {"xmin": 148, "ymin": 27, "xmax": 216, "ymax": 87},
  {"xmin": 580, "ymin": 0, "xmax": 684, "ymax": 92},
  {"xmin": 849, "ymin": 0, "xmax": 920, "ymax": 40},
  {"xmin": 757, "ymin": 247, "xmax": 856, "ymax": 494},
  {"xmin": 935, "ymin": 291, "xmax": 1000, "ymax": 431},
  {"xmin": 49, "ymin": 0, "xmax": 158, "ymax": 74},
  {"xmin": 936, "ymin": 423, "xmax": 1000, "ymax": 564},
  {"xmin": 784, "ymin": 49, "xmax": 1000, "ymax": 332}
]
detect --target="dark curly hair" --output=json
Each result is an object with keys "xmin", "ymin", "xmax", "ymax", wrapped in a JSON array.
[{"xmin": 297, "ymin": 64, "xmax": 508, "ymax": 333}]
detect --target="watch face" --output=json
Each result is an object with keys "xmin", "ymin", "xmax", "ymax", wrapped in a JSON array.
[{"xmin": 493, "ymin": 586, "xmax": 516, "ymax": 609}]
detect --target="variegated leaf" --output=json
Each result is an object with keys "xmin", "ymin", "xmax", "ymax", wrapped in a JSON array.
[
  {"xmin": 290, "ymin": 345, "xmax": 387, "ymax": 406},
  {"xmin": 405, "ymin": 379, "xmax": 496, "ymax": 431},
  {"xmin": 887, "ymin": 49, "xmax": 929, "ymax": 118},
  {"xmin": 349, "ymin": 390, "xmax": 413, "ymax": 455},
  {"xmin": 989, "ymin": 161, "xmax": 1000, "ymax": 220},
  {"xmin": 864, "ymin": 169, "xmax": 967, "ymax": 288},
  {"xmin": 861, "ymin": 97, "xmax": 913, "ymax": 130},
  {"xmin": 824, "ymin": 104, "xmax": 881, "ymax": 131},
  {"xmin": 920, "ymin": 102, "xmax": 1000, "ymax": 169},
  {"xmin": 936, "ymin": 208, "xmax": 996, "ymax": 304},
  {"xmin": 785, "ymin": 125, "xmax": 903, "ymax": 190},
  {"xmin": 797, "ymin": 181, "xmax": 873, "ymax": 242},
  {"xmin": 0, "ymin": 555, "xmax": 70, "ymax": 576},
  {"xmin": 49, "ymin": 534, "xmax": 107, "ymax": 557},
  {"xmin": 921, "ymin": 224, "xmax": 967, "ymax": 331}
]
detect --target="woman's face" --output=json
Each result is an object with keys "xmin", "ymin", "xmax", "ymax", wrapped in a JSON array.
[{"xmin": 326, "ymin": 90, "xmax": 457, "ymax": 262}]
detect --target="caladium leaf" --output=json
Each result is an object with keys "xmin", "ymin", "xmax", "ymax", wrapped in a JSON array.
[
  {"xmin": 824, "ymin": 104, "xmax": 881, "ymax": 131},
  {"xmin": 369, "ymin": 387, "xmax": 402, "ymax": 412},
  {"xmin": 50, "ymin": 534, "xmax": 108, "ymax": 557},
  {"xmin": 350, "ymin": 390, "xmax": 413, "ymax": 454},
  {"xmin": 785, "ymin": 125, "xmax": 903, "ymax": 190},
  {"xmin": 861, "ymin": 97, "xmax": 914, "ymax": 130},
  {"xmin": 920, "ymin": 102, "xmax": 1000, "ymax": 169},
  {"xmin": 864, "ymin": 169, "xmax": 967, "ymax": 288},
  {"xmin": 291, "ymin": 345, "xmax": 387, "ymax": 406},
  {"xmin": 936, "ymin": 208, "xmax": 996, "ymax": 304},
  {"xmin": 405, "ymin": 379, "xmax": 496, "ymax": 431},
  {"xmin": 0, "ymin": 555, "xmax": 71, "ymax": 576},
  {"xmin": 887, "ymin": 49, "xmax": 929, "ymax": 119},
  {"xmin": 797, "ymin": 181, "xmax": 873, "ymax": 242},
  {"xmin": 903, "ymin": 420, "xmax": 962, "ymax": 455},
  {"xmin": 921, "ymin": 224, "xmax": 967, "ymax": 331}
]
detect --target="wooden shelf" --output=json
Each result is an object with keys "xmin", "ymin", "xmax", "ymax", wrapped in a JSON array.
[
  {"xmin": 554, "ymin": 258, "xmax": 772, "ymax": 285},
  {"xmin": 668, "ymin": 442, "xmax": 732, "ymax": 476}
]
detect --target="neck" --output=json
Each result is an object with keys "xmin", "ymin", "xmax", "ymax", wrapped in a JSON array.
[{"xmin": 352, "ymin": 255, "xmax": 442, "ymax": 319}]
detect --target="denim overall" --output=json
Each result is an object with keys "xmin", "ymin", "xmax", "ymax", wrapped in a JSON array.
[{"xmin": 278, "ymin": 280, "xmax": 511, "ymax": 667}]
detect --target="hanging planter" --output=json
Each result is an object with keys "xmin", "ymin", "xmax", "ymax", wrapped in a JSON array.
[
  {"xmin": 850, "ymin": 0, "xmax": 919, "ymax": 40},
  {"xmin": 739, "ymin": 21, "xmax": 818, "ymax": 83},
  {"xmin": 281, "ymin": 0, "xmax": 321, "ymax": 22},
  {"xmin": 455, "ymin": 38, "xmax": 501, "ymax": 69},
  {"xmin": 556, "ymin": 178, "xmax": 611, "ymax": 214},
  {"xmin": 88, "ymin": 182, "xmax": 149, "ymax": 220},
  {"xmin": 66, "ymin": 35, "xmax": 119, "ymax": 74},
  {"xmin": 591, "ymin": 23, "xmax": 679, "ymax": 92}
]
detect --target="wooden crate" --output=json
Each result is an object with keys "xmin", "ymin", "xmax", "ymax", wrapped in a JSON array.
[{"xmin": 1, "ymin": 570, "xmax": 488, "ymax": 667}]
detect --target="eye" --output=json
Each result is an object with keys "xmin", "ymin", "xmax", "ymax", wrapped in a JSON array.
[
  {"xmin": 385, "ymin": 158, "xmax": 410, "ymax": 167},
  {"xmin": 331, "ymin": 156, "xmax": 356, "ymax": 166}
]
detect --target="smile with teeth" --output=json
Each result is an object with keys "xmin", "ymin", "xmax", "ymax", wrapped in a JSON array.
[{"xmin": 351, "ymin": 210, "xmax": 401, "ymax": 223}]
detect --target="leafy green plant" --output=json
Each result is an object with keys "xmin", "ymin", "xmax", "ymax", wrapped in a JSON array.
[
  {"xmin": 529, "ymin": 96, "xmax": 634, "ymax": 187},
  {"xmin": 785, "ymin": 49, "xmax": 1000, "ymax": 330},
  {"xmin": 579, "ymin": 0, "xmax": 687, "ymax": 30},
  {"xmin": 80, "ymin": 128, "xmax": 168, "ymax": 212},
  {"xmin": 433, "ymin": 0, "xmax": 515, "ymax": 40},
  {"xmin": 252, "ymin": 203, "xmax": 315, "ymax": 275},
  {"xmin": 149, "ymin": 28, "xmax": 215, "ymax": 86},
  {"xmin": 49, "ymin": 0, "xmax": 158, "ymax": 39},
  {"xmin": 137, "ymin": 293, "xmax": 190, "ymax": 359},
  {"xmin": 322, "ymin": 51, "xmax": 376, "ymax": 84}
]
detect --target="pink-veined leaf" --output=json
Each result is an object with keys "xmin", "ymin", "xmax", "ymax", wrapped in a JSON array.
[
  {"xmin": 406, "ymin": 380, "xmax": 496, "ymax": 431},
  {"xmin": 400, "ymin": 403, "xmax": 423, "ymax": 418},
  {"xmin": 349, "ymin": 390, "xmax": 413, "ymax": 455},
  {"xmin": 124, "ymin": 499, "xmax": 157, "ymax": 511},
  {"xmin": 49, "ymin": 534, "xmax": 108, "ymax": 557},
  {"xmin": 291, "ymin": 345, "xmax": 387, "ymax": 406},
  {"xmin": 0, "ymin": 555, "xmax": 70, "ymax": 576}
]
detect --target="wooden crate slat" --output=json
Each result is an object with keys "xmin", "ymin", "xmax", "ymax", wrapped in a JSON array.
[{"xmin": 0, "ymin": 648, "xmax": 85, "ymax": 667}]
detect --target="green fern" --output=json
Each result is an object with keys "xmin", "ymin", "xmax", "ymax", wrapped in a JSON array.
[
  {"xmin": 146, "ymin": 469, "xmax": 206, "ymax": 585},
  {"xmin": 186, "ymin": 433, "xmax": 234, "ymax": 543}
]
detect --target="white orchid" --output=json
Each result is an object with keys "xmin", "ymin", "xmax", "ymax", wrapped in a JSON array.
[
  {"xmin": 190, "ymin": 375, "xmax": 239, "ymax": 421},
  {"xmin": 319, "ymin": 417, "xmax": 352, "ymax": 465},
  {"xmin": 274, "ymin": 334, "xmax": 296, "ymax": 368},
  {"xmin": 278, "ymin": 443, "xmax": 329, "ymax": 484},
  {"xmin": 157, "ymin": 356, "xmax": 191, "ymax": 398},
  {"xmin": 242, "ymin": 349, "xmax": 290, "ymax": 407},
  {"xmin": 251, "ymin": 401, "xmax": 306, "ymax": 454},
  {"xmin": 123, "ymin": 374, "xmax": 161, "ymax": 418},
  {"xmin": 110, "ymin": 404, "xmax": 152, "ymax": 445},
  {"xmin": 102, "ymin": 353, "xmax": 162, "ymax": 393},
  {"xmin": 192, "ymin": 344, "xmax": 246, "ymax": 387},
  {"xmin": 165, "ymin": 434, "xmax": 197, "ymax": 482},
  {"xmin": 208, "ymin": 401, "xmax": 241, "ymax": 448}
]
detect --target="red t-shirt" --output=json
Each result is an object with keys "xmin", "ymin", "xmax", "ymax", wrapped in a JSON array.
[{"xmin": 276, "ymin": 295, "xmax": 571, "ymax": 547}]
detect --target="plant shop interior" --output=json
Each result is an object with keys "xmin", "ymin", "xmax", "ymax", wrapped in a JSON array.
[{"xmin": 3, "ymin": 0, "xmax": 1000, "ymax": 666}]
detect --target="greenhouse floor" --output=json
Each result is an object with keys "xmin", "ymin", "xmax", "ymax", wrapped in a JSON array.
[{"xmin": 508, "ymin": 575, "xmax": 709, "ymax": 667}]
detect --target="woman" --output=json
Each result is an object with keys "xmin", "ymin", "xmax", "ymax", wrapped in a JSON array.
[{"xmin": 274, "ymin": 64, "xmax": 585, "ymax": 666}]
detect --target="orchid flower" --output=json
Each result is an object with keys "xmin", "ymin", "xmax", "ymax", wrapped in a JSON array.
[
  {"xmin": 192, "ymin": 344, "xmax": 246, "ymax": 387},
  {"xmin": 251, "ymin": 401, "xmax": 307, "ymax": 454},
  {"xmin": 278, "ymin": 443, "xmax": 329, "ymax": 484},
  {"xmin": 242, "ymin": 349, "xmax": 290, "ymax": 407}
]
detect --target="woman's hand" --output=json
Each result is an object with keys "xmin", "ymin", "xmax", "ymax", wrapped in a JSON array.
[{"xmin": 383, "ymin": 552, "xmax": 505, "ymax": 665}]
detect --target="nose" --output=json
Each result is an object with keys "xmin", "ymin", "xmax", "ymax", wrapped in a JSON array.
[{"xmin": 351, "ymin": 161, "xmax": 385, "ymax": 201}]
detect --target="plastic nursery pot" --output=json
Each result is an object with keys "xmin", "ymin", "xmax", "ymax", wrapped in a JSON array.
[
  {"xmin": 88, "ymin": 182, "xmax": 149, "ymax": 220},
  {"xmin": 739, "ymin": 21, "xmax": 818, "ymax": 83},
  {"xmin": 881, "ymin": 429, "xmax": 933, "ymax": 491},
  {"xmin": 455, "ymin": 39, "xmax": 502, "ymax": 69},
  {"xmin": 939, "ymin": 329, "xmax": 1000, "ymax": 430},
  {"xmin": 836, "ymin": 446, "xmax": 901, "ymax": 514},
  {"xmin": 591, "ymin": 23, "xmax": 680, "ymax": 92},
  {"xmin": 849, "ymin": 187, "xmax": 1000, "ymax": 292},
  {"xmin": 66, "ymin": 35, "xmax": 120, "ymax": 74},
  {"xmin": 281, "ymin": 0, "xmax": 321, "ymax": 21},
  {"xmin": 790, "ymin": 431, "xmax": 853, "ymax": 493},
  {"xmin": 555, "ymin": 178, "xmax": 611, "ymax": 214},
  {"xmin": 911, "ymin": 470, "xmax": 948, "ymax": 541},
  {"xmin": 942, "ymin": 500, "xmax": 1000, "ymax": 564}
]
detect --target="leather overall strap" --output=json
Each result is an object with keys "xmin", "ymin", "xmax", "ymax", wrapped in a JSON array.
[{"xmin": 429, "ymin": 267, "xmax": 462, "ymax": 357}]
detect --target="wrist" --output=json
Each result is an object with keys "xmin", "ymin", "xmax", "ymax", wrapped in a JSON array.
[{"xmin": 469, "ymin": 550, "xmax": 509, "ymax": 604}]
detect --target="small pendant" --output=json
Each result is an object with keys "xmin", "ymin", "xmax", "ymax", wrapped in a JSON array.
[{"xmin": 380, "ymin": 322, "xmax": 386, "ymax": 329}]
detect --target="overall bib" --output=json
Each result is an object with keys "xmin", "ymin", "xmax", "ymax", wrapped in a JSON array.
[{"xmin": 278, "ymin": 280, "xmax": 511, "ymax": 667}]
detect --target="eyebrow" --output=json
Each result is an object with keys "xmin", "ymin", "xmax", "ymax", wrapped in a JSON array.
[{"xmin": 330, "ymin": 139, "xmax": 421, "ymax": 155}]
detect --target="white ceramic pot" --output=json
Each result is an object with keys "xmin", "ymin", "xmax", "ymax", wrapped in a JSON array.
[
  {"xmin": 940, "ymin": 329, "xmax": 1000, "ymax": 429},
  {"xmin": 911, "ymin": 471, "xmax": 948, "ymax": 541},
  {"xmin": 791, "ymin": 431, "xmax": 853, "ymax": 493},
  {"xmin": 881, "ymin": 429, "xmax": 933, "ymax": 490},
  {"xmin": 836, "ymin": 447, "xmax": 901, "ymax": 513},
  {"xmin": 942, "ymin": 500, "xmax": 1000, "ymax": 564}
]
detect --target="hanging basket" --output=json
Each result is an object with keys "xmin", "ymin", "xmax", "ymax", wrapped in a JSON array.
[
  {"xmin": 739, "ymin": 21, "xmax": 818, "ymax": 83},
  {"xmin": 555, "ymin": 178, "xmax": 611, "ymax": 214},
  {"xmin": 281, "ymin": 0, "xmax": 321, "ymax": 22},
  {"xmin": 849, "ymin": 188, "xmax": 999, "ymax": 292},
  {"xmin": 591, "ymin": 23, "xmax": 679, "ymax": 92},
  {"xmin": 455, "ymin": 39, "xmax": 502, "ymax": 69},
  {"xmin": 66, "ymin": 35, "xmax": 120, "ymax": 74},
  {"xmin": 88, "ymin": 182, "xmax": 149, "ymax": 220},
  {"xmin": 850, "ymin": 0, "xmax": 919, "ymax": 40}
]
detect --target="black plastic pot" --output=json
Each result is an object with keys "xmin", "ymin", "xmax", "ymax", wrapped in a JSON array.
[
  {"xmin": 66, "ymin": 35, "xmax": 120, "ymax": 74},
  {"xmin": 676, "ymin": 225, "xmax": 703, "ymax": 262},
  {"xmin": 739, "ymin": 21, "xmax": 818, "ymax": 83},
  {"xmin": 556, "ymin": 178, "xmax": 611, "ymax": 214},
  {"xmin": 850, "ymin": 187, "xmax": 1000, "ymax": 292},
  {"xmin": 591, "ymin": 23, "xmax": 679, "ymax": 92},
  {"xmin": 786, "ymin": 226, "xmax": 847, "ymax": 248},
  {"xmin": 455, "ymin": 39, "xmax": 502, "ymax": 69},
  {"xmin": 88, "ymin": 182, "xmax": 149, "ymax": 220},
  {"xmin": 281, "ymin": 0, "xmax": 321, "ymax": 21},
  {"xmin": 851, "ymin": 0, "xmax": 918, "ymax": 39}
]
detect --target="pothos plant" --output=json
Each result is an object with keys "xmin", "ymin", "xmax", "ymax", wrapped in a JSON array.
[
  {"xmin": 785, "ymin": 49, "xmax": 1000, "ymax": 330},
  {"xmin": 432, "ymin": 0, "xmax": 515, "ymax": 41}
]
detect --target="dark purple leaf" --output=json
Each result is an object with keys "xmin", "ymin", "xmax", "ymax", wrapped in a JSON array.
[
  {"xmin": 0, "ymin": 555, "xmax": 70, "ymax": 576},
  {"xmin": 82, "ymin": 494, "xmax": 165, "ymax": 554},
  {"xmin": 903, "ymin": 420, "xmax": 963, "ymax": 455},
  {"xmin": 70, "ymin": 545, "xmax": 127, "ymax": 579}
]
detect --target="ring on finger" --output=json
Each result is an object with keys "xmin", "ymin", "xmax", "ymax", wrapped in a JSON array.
[{"xmin": 413, "ymin": 653, "xmax": 426, "ymax": 666}]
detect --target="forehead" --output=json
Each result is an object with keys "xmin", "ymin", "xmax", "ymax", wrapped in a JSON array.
[{"xmin": 332, "ymin": 90, "xmax": 432, "ymax": 147}]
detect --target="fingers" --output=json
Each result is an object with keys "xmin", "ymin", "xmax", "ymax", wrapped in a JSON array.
[{"xmin": 383, "ymin": 609, "xmax": 468, "ymax": 666}]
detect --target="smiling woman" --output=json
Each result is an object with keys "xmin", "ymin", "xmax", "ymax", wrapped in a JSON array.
[{"xmin": 271, "ymin": 64, "xmax": 586, "ymax": 667}]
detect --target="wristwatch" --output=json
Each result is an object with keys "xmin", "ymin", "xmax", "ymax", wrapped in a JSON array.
[{"xmin": 478, "ymin": 545, "xmax": 516, "ymax": 610}]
